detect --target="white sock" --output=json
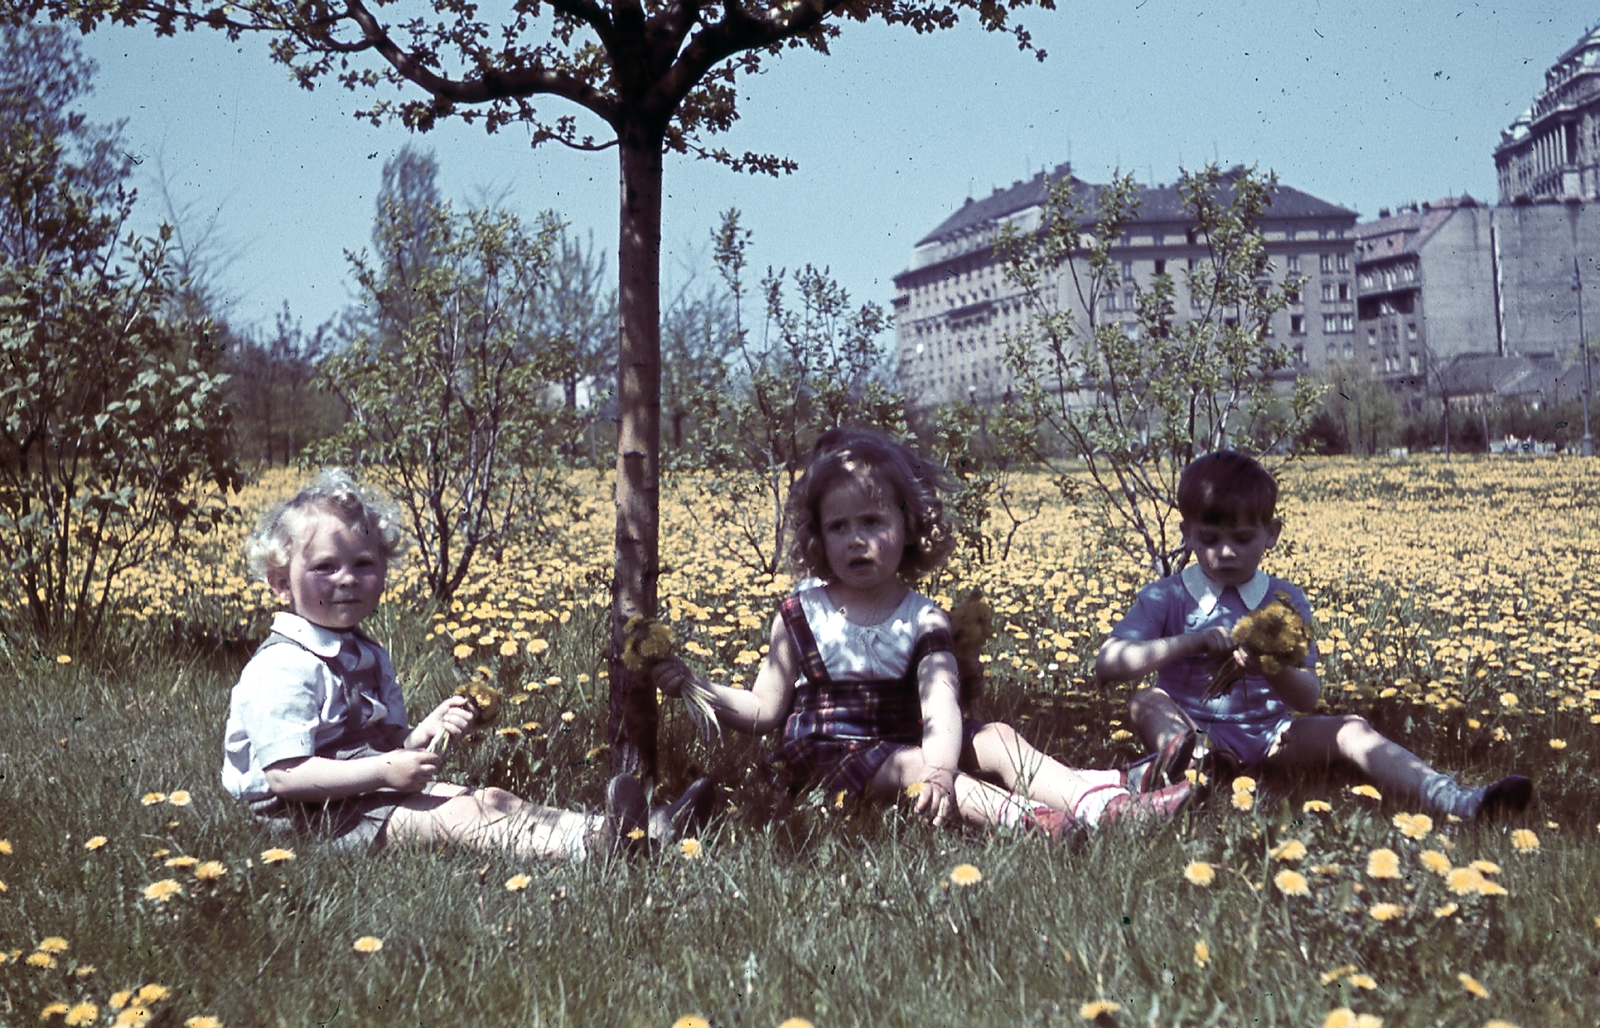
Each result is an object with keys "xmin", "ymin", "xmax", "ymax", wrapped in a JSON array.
[
  {"xmin": 1073, "ymin": 785, "xmax": 1122, "ymax": 828},
  {"xmin": 995, "ymin": 792, "xmax": 1034, "ymax": 830},
  {"xmin": 1073, "ymin": 768, "xmax": 1124, "ymax": 788}
]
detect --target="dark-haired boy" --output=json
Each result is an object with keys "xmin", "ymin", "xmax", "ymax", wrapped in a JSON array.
[{"xmin": 1096, "ymin": 451, "xmax": 1531, "ymax": 819}]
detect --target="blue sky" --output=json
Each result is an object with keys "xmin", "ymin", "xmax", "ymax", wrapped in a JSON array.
[{"xmin": 71, "ymin": 0, "xmax": 1590, "ymax": 337}]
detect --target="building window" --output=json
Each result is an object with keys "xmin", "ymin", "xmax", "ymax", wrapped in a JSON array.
[
  {"xmin": 1285, "ymin": 284, "xmax": 1301, "ymax": 305},
  {"xmin": 1338, "ymin": 282, "xmax": 1350, "ymax": 301},
  {"xmin": 1123, "ymin": 287, "xmax": 1135, "ymax": 309},
  {"xmin": 1409, "ymin": 354, "xmax": 1420, "ymax": 373},
  {"xmin": 1344, "ymin": 340, "xmax": 1354, "ymax": 358},
  {"xmin": 1403, "ymin": 264, "xmax": 1416, "ymax": 282},
  {"xmin": 1340, "ymin": 314, "xmax": 1354, "ymax": 332},
  {"xmin": 1407, "ymin": 322, "xmax": 1418, "ymax": 341},
  {"xmin": 1291, "ymin": 314, "xmax": 1305, "ymax": 335},
  {"xmin": 1154, "ymin": 259, "xmax": 1166, "ymax": 275},
  {"xmin": 1324, "ymin": 314, "xmax": 1338, "ymax": 333},
  {"xmin": 1326, "ymin": 342, "xmax": 1338, "ymax": 360},
  {"xmin": 1293, "ymin": 344, "xmax": 1305, "ymax": 364},
  {"xmin": 1286, "ymin": 254, "xmax": 1301, "ymax": 273},
  {"xmin": 1120, "ymin": 261, "xmax": 1134, "ymax": 279},
  {"xmin": 1320, "ymin": 253, "xmax": 1333, "ymax": 273},
  {"xmin": 1321, "ymin": 282, "xmax": 1336, "ymax": 302},
  {"xmin": 1337, "ymin": 253, "xmax": 1350, "ymax": 272}
]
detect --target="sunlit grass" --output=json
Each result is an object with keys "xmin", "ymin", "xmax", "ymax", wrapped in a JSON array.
[{"xmin": 3, "ymin": 455, "xmax": 1600, "ymax": 1024}]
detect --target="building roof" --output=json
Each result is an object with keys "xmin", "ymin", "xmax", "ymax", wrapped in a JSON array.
[
  {"xmin": 1353, "ymin": 196, "xmax": 1481, "ymax": 263},
  {"xmin": 914, "ymin": 164, "xmax": 1358, "ymax": 247}
]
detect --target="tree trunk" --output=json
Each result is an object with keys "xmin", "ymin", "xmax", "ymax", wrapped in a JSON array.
[{"xmin": 608, "ymin": 123, "xmax": 664, "ymax": 781}]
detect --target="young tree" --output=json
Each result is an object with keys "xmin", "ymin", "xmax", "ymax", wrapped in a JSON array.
[
  {"xmin": 312, "ymin": 154, "xmax": 576, "ymax": 601},
  {"xmin": 0, "ymin": 20, "xmax": 242, "ymax": 643},
  {"xmin": 996, "ymin": 165, "xmax": 1321, "ymax": 577},
  {"xmin": 32, "ymin": 0, "xmax": 1054, "ymax": 777},
  {"xmin": 673, "ymin": 210, "xmax": 903, "ymax": 578},
  {"xmin": 223, "ymin": 306, "xmax": 343, "ymax": 466}
]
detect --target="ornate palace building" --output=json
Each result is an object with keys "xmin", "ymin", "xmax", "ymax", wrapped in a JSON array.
[
  {"xmin": 1495, "ymin": 24, "xmax": 1600, "ymax": 203},
  {"xmin": 893, "ymin": 165, "xmax": 1357, "ymax": 409}
]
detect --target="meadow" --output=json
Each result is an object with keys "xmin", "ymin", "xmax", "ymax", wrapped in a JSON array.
[{"xmin": 2, "ymin": 455, "xmax": 1598, "ymax": 1027}]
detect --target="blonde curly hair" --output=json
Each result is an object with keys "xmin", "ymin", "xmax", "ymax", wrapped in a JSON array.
[{"xmin": 246, "ymin": 468, "xmax": 408, "ymax": 580}]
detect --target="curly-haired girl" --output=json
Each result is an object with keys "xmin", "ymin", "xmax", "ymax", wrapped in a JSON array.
[{"xmin": 651, "ymin": 430, "xmax": 1192, "ymax": 834}]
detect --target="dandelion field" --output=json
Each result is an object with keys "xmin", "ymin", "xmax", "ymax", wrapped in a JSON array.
[{"xmin": 2, "ymin": 456, "xmax": 1599, "ymax": 1027}]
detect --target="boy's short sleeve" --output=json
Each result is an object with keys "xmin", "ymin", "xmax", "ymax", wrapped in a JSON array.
[
  {"xmin": 1107, "ymin": 578, "xmax": 1183, "ymax": 642},
  {"xmin": 233, "ymin": 648, "xmax": 330, "ymax": 771},
  {"xmin": 375, "ymin": 648, "xmax": 409, "ymax": 729}
]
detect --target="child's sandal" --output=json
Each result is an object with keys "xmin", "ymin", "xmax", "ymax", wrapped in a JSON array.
[
  {"xmin": 1100, "ymin": 780, "xmax": 1195, "ymax": 827},
  {"xmin": 1141, "ymin": 729, "xmax": 1198, "ymax": 794}
]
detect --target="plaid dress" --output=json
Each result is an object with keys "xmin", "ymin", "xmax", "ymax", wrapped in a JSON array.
[{"xmin": 764, "ymin": 587, "xmax": 954, "ymax": 795}]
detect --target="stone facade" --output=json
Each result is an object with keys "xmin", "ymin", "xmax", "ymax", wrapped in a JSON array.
[
  {"xmin": 892, "ymin": 165, "xmax": 1358, "ymax": 409},
  {"xmin": 1496, "ymin": 25, "xmax": 1600, "ymax": 204}
]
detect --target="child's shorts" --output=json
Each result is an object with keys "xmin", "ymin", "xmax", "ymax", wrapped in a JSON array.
[
  {"xmin": 248, "ymin": 792, "xmax": 407, "ymax": 854},
  {"xmin": 1197, "ymin": 716, "xmax": 1293, "ymax": 770}
]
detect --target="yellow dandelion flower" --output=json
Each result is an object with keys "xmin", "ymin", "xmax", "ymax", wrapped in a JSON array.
[
  {"xmin": 499, "ymin": 639, "xmax": 518, "ymax": 657},
  {"xmin": 949, "ymin": 863, "xmax": 983, "ymax": 887},
  {"xmin": 73, "ymin": 966, "xmax": 95, "ymax": 979},
  {"xmin": 1350, "ymin": 784, "xmax": 1382, "ymax": 800},
  {"xmin": 776, "ymin": 1020, "xmax": 814, "ymax": 1028},
  {"xmin": 260, "ymin": 848, "xmax": 296, "ymax": 864},
  {"xmin": 1109, "ymin": 729, "xmax": 1133, "ymax": 741},
  {"xmin": 1354, "ymin": 1017, "xmax": 1382, "ymax": 1028},
  {"xmin": 184, "ymin": 1018, "xmax": 224, "ymax": 1028},
  {"xmin": 1420, "ymin": 850, "xmax": 1452, "ymax": 875},
  {"xmin": 1549, "ymin": 738, "xmax": 1567, "ymax": 750},
  {"xmin": 627, "ymin": 828, "xmax": 646, "ymax": 841},
  {"xmin": 26, "ymin": 952, "xmax": 58, "ymax": 969},
  {"xmin": 40, "ymin": 1002, "xmax": 70, "ymax": 1020},
  {"xmin": 1273, "ymin": 869, "xmax": 1311, "ymax": 896},
  {"xmin": 151, "ymin": 849, "xmax": 168, "ymax": 859},
  {"xmin": 164, "ymin": 856, "xmax": 198, "ymax": 869},
  {"xmin": 452, "ymin": 643, "xmax": 473, "ymax": 659},
  {"xmin": 1368, "ymin": 903, "xmax": 1405, "ymax": 922},
  {"xmin": 1510, "ymin": 829, "xmax": 1539, "ymax": 853},
  {"xmin": 142, "ymin": 879, "xmax": 181, "ymax": 903},
  {"xmin": 1482, "ymin": 1021, "xmax": 1520, "ymax": 1028},
  {"xmin": 351, "ymin": 936, "xmax": 384, "ymax": 954},
  {"xmin": 1303, "ymin": 800, "xmax": 1333, "ymax": 813},
  {"xmin": 1193, "ymin": 941, "xmax": 1210, "ymax": 968},
  {"xmin": 1458, "ymin": 972, "xmax": 1489, "ymax": 999},
  {"xmin": 166, "ymin": 790, "xmax": 192, "ymax": 807},
  {"xmin": 1347, "ymin": 973, "xmax": 1378, "ymax": 989},
  {"xmin": 1477, "ymin": 879, "xmax": 1509, "ymax": 897},
  {"xmin": 114, "ymin": 1006, "xmax": 153, "ymax": 1027},
  {"xmin": 1470, "ymin": 859, "xmax": 1502, "ymax": 875},
  {"xmin": 193, "ymin": 861, "xmax": 226, "ymax": 881},
  {"xmin": 1447, "ymin": 867, "xmax": 1487, "ymax": 895},
  {"xmin": 1078, "ymin": 1001, "xmax": 1122, "ymax": 1019},
  {"xmin": 37, "ymin": 938, "xmax": 68, "ymax": 954},
  {"xmin": 1499, "ymin": 692, "xmax": 1518, "ymax": 708},
  {"xmin": 135, "ymin": 985, "xmax": 168, "ymax": 1004},
  {"xmin": 680, "ymin": 838, "xmax": 703, "ymax": 860},
  {"xmin": 1392, "ymin": 812, "xmax": 1433, "ymax": 839},
  {"xmin": 0, "ymin": 839, "xmax": 11, "ymax": 854},
  {"xmin": 1433, "ymin": 902, "xmax": 1459, "ymax": 918},
  {"xmin": 904, "ymin": 781, "xmax": 925, "ymax": 798},
  {"xmin": 108, "ymin": 991, "xmax": 132, "ymax": 1010},
  {"xmin": 64, "ymin": 1003, "xmax": 97, "ymax": 1026},
  {"xmin": 1270, "ymin": 839, "xmax": 1308, "ymax": 862},
  {"xmin": 1233, "ymin": 776, "xmax": 1257, "ymax": 794},
  {"xmin": 1311, "ymin": 863, "xmax": 1343, "ymax": 875},
  {"xmin": 497, "ymin": 727, "xmax": 523, "ymax": 738},
  {"xmin": 1183, "ymin": 861, "xmax": 1216, "ymax": 887},
  {"xmin": 1322, "ymin": 1009, "xmax": 1356, "ymax": 1028},
  {"xmin": 1231, "ymin": 790, "xmax": 1255, "ymax": 812},
  {"xmin": 504, "ymin": 874, "xmax": 532, "ymax": 892},
  {"xmin": 671, "ymin": 1017, "xmax": 711, "ymax": 1028},
  {"xmin": 1366, "ymin": 848, "xmax": 1401, "ymax": 879},
  {"xmin": 56, "ymin": 654, "xmax": 71, "ymax": 665},
  {"xmin": 0, "ymin": 879, "xmax": 7, "ymax": 891},
  {"xmin": 84, "ymin": 836, "xmax": 107, "ymax": 851},
  {"xmin": 560, "ymin": 711, "xmax": 576, "ymax": 723},
  {"xmin": 139, "ymin": 792, "xmax": 166, "ymax": 806}
]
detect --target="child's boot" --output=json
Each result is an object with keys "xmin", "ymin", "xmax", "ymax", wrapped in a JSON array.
[
  {"xmin": 1126, "ymin": 729, "xmax": 1198, "ymax": 794},
  {"xmin": 1098, "ymin": 780, "xmax": 1196, "ymax": 827},
  {"xmin": 1419, "ymin": 772, "xmax": 1533, "ymax": 819},
  {"xmin": 599, "ymin": 773, "xmax": 650, "ymax": 857},
  {"xmin": 648, "ymin": 777, "xmax": 717, "ymax": 847}
]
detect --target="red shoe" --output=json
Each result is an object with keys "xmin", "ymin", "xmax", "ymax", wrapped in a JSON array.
[
  {"xmin": 1099, "ymin": 780, "xmax": 1195, "ymax": 827},
  {"xmin": 1143, "ymin": 730, "xmax": 1198, "ymax": 794},
  {"xmin": 1023, "ymin": 805, "xmax": 1081, "ymax": 840}
]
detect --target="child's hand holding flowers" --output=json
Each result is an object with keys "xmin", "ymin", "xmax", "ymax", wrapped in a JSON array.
[
  {"xmin": 627, "ymin": 615, "xmax": 722, "ymax": 744},
  {"xmin": 1205, "ymin": 591, "xmax": 1311, "ymax": 699}
]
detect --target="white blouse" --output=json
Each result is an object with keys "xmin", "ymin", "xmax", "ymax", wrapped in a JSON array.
[{"xmin": 793, "ymin": 585, "xmax": 937, "ymax": 683}]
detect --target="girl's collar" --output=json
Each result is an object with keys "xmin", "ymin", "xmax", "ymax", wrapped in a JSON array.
[
  {"xmin": 819, "ymin": 580, "xmax": 912, "ymax": 627},
  {"xmin": 1181, "ymin": 563, "xmax": 1271, "ymax": 616}
]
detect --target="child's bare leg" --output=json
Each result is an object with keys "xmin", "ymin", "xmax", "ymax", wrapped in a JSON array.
[
  {"xmin": 384, "ymin": 786, "xmax": 597, "ymax": 859},
  {"xmin": 865, "ymin": 745, "xmax": 1020, "ymax": 829},
  {"xmin": 1129, "ymin": 687, "xmax": 1196, "ymax": 751},
  {"xmin": 1264, "ymin": 714, "xmax": 1531, "ymax": 818},
  {"xmin": 961, "ymin": 720, "xmax": 1098, "ymax": 812}
]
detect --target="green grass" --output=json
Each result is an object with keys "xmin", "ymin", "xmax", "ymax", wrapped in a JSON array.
[{"xmin": 2, "ymin": 596, "xmax": 1598, "ymax": 1028}]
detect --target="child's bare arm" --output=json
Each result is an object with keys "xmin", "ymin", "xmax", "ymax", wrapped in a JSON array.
[
  {"xmin": 1097, "ymin": 627, "xmax": 1233, "ymax": 681},
  {"xmin": 1231, "ymin": 651, "xmax": 1320, "ymax": 712},
  {"xmin": 651, "ymin": 612, "xmax": 797, "ymax": 734},
  {"xmin": 264, "ymin": 749, "xmax": 442, "ymax": 802},
  {"xmin": 915, "ymin": 647, "xmax": 963, "ymax": 826}
]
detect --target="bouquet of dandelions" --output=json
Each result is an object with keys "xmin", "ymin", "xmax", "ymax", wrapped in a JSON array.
[
  {"xmin": 428, "ymin": 673, "xmax": 504, "ymax": 755},
  {"xmin": 1205, "ymin": 590, "xmax": 1312, "ymax": 699},
  {"xmin": 624, "ymin": 614, "xmax": 721, "ymax": 744},
  {"xmin": 948, "ymin": 587, "xmax": 994, "ymax": 711}
]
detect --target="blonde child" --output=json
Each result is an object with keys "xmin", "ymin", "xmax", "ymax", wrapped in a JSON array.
[
  {"xmin": 650, "ymin": 430, "xmax": 1192, "ymax": 834},
  {"xmin": 222, "ymin": 470, "xmax": 708, "ymax": 858},
  {"xmin": 1096, "ymin": 450, "xmax": 1532, "ymax": 818}
]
